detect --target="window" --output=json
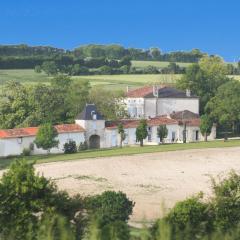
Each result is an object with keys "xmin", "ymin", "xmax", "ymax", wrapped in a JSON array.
[
  {"xmin": 195, "ymin": 130, "xmax": 199, "ymax": 141},
  {"xmin": 148, "ymin": 127, "xmax": 152, "ymax": 142},
  {"xmin": 172, "ymin": 132, "xmax": 176, "ymax": 142}
]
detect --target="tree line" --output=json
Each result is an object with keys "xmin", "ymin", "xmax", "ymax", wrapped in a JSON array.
[
  {"xmin": 0, "ymin": 75, "xmax": 127, "ymax": 129},
  {"xmin": 177, "ymin": 56, "xmax": 240, "ymax": 138}
]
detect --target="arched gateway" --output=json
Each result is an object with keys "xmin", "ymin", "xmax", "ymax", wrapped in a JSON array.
[{"xmin": 89, "ymin": 135, "xmax": 100, "ymax": 149}]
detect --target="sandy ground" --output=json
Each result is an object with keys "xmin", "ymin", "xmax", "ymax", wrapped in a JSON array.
[{"xmin": 3, "ymin": 147, "xmax": 240, "ymax": 223}]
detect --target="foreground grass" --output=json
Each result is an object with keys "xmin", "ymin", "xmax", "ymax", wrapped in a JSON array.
[{"xmin": 0, "ymin": 139, "xmax": 239, "ymax": 170}]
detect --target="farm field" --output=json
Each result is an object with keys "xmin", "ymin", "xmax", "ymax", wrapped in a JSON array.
[
  {"xmin": 2, "ymin": 146, "xmax": 239, "ymax": 224},
  {"xmin": 0, "ymin": 69, "xmax": 181, "ymax": 90},
  {"xmin": 131, "ymin": 60, "xmax": 191, "ymax": 68},
  {"xmin": 0, "ymin": 69, "xmax": 240, "ymax": 90}
]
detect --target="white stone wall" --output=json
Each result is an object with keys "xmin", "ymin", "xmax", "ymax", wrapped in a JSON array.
[
  {"xmin": 75, "ymin": 119, "xmax": 106, "ymax": 148},
  {"xmin": 0, "ymin": 132, "xmax": 85, "ymax": 158},
  {"xmin": 144, "ymin": 99, "xmax": 157, "ymax": 118},
  {"xmin": 125, "ymin": 98, "xmax": 145, "ymax": 118},
  {"xmin": 157, "ymin": 98, "xmax": 199, "ymax": 115}
]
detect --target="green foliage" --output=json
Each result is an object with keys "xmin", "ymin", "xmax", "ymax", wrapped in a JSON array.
[
  {"xmin": 166, "ymin": 195, "xmax": 211, "ymax": 238},
  {"xmin": 35, "ymin": 123, "xmax": 59, "ymax": 152},
  {"xmin": 42, "ymin": 61, "xmax": 58, "ymax": 76},
  {"xmin": 0, "ymin": 75, "xmax": 90, "ymax": 128},
  {"xmin": 211, "ymin": 171, "xmax": 240, "ymax": 231},
  {"xmin": 136, "ymin": 119, "xmax": 148, "ymax": 146},
  {"xmin": 118, "ymin": 123, "xmax": 126, "ymax": 148},
  {"xmin": 36, "ymin": 213, "xmax": 75, "ymax": 240},
  {"xmin": 78, "ymin": 141, "xmax": 88, "ymax": 151},
  {"xmin": 63, "ymin": 140, "xmax": 77, "ymax": 154},
  {"xmin": 86, "ymin": 191, "xmax": 135, "ymax": 225},
  {"xmin": 0, "ymin": 81, "xmax": 32, "ymax": 129},
  {"xmin": 22, "ymin": 147, "xmax": 31, "ymax": 156},
  {"xmin": 34, "ymin": 65, "xmax": 42, "ymax": 73},
  {"xmin": 157, "ymin": 125, "xmax": 168, "ymax": 143},
  {"xmin": 0, "ymin": 160, "xmax": 85, "ymax": 239},
  {"xmin": 89, "ymin": 88, "xmax": 128, "ymax": 120},
  {"xmin": 200, "ymin": 115, "xmax": 213, "ymax": 141},
  {"xmin": 206, "ymin": 80, "xmax": 240, "ymax": 128},
  {"xmin": 177, "ymin": 56, "xmax": 230, "ymax": 114}
]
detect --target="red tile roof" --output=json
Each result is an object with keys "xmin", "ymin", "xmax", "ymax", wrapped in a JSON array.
[
  {"xmin": 126, "ymin": 86, "xmax": 153, "ymax": 98},
  {"xmin": 0, "ymin": 124, "xmax": 85, "ymax": 139},
  {"xmin": 126, "ymin": 85, "xmax": 168, "ymax": 98},
  {"xmin": 0, "ymin": 127, "xmax": 38, "ymax": 139},
  {"xmin": 148, "ymin": 116, "xmax": 178, "ymax": 126},
  {"xmin": 106, "ymin": 116, "xmax": 178, "ymax": 130}
]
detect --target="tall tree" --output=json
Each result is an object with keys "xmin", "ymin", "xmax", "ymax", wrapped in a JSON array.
[
  {"xmin": 118, "ymin": 123, "xmax": 126, "ymax": 148},
  {"xmin": 157, "ymin": 125, "xmax": 168, "ymax": 144},
  {"xmin": 177, "ymin": 56, "xmax": 229, "ymax": 114},
  {"xmin": 205, "ymin": 80, "xmax": 240, "ymax": 133},
  {"xmin": 89, "ymin": 87, "xmax": 128, "ymax": 120},
  {"xmin": 200, "ymin": 114, "xmax": 213, "ymax": 141},
  {"xmin": 136, "ymin": 119, "xmax": 148, "ymax": 147},
  {"xmin": 0, "ymin": 160, "xmax": 83, "ymax": 239},
  {"xmin": 0, "ymin": 81, "xmax": 32, "ymax": 128},
  {"xmin": 35, "ymin": 123, "xmax": 59, "ymax": 153}
]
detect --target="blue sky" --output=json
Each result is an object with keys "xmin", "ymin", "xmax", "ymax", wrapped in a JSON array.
[{"xmin": 0, "ymin": 0, "xmax": 239, "ymax": 61}]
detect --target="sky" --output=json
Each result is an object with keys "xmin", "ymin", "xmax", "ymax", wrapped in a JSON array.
[{"xmin": 0, "ymin": 0, "xmax": 239, "ymax": 61}]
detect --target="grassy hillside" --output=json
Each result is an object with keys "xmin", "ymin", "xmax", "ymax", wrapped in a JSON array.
[
  {"xmin": 0, "ymin": 69, "xmax": 181, "ymax": 90},
  {"xmin": 0, "ymin": 69, "xmax": 240, "ymax": 91},
  {"xmin": 131, "ymin": 60, "xmax": 191, "ymax": 68}
]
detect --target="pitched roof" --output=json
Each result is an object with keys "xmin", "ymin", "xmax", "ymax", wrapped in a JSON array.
[
  {"xmin": 126, "ymin": 86, "xmax": 198, "ymax": 99},
  {"xmin": 170, "ymin": 110, "xmax": 200, "ymax": 127},
  {"xmin": 76, "ymin": 104, "xmax": 104, "ymax": 120},
  {"xmin": 0, "ymin": 124, "xmax": 85, "ymax": 139},
  {"xmin": 126, "ymin": 86, "xmax": 154, "ymax": 98},
  {"xmin": 145, "ymin": 87, "xmax": 198, "ymax": 98},
  {"xmin": 105, "ymin": 116, "xmax": 178, "ymax": 130},
  {"xmin": 170, "ymin": 110, "xmax": 199, "ymax": 120}
]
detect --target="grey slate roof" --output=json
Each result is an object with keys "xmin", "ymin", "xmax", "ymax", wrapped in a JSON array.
[
  {"xmin": 144, "ymin": 87, "xmax": 198, "ymax": 98},
  {"xmin": 76, "ymin": 104, "xmax": 104, "ymax": 120},
  {"xmin": 170, "ymin": 110, "xmax": 199, "ymax": 120}
]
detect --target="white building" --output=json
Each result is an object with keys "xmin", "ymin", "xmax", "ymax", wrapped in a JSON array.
[
  {"xmin": 124, "ymin": 86, "xmax": 199, "ymax": 118},
  {"xmin": 0, "ymin": 103, "xmax": 216, "ymax": 158}
]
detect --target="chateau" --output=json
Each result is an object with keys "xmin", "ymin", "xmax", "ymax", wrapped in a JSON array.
[{"xmin": 0, "ymin": 86, "xmax": 216, "ymax": 157}]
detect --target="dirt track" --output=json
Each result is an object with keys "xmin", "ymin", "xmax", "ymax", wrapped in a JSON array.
[{"xmin": 9, "ymin": 147, "xmax": 240, "ymax": 223}]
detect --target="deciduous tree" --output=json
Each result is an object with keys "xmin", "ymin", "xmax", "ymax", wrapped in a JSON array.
[{"xmin": 136, "ymin": 119, "xmax": 148, "ymax": 147}]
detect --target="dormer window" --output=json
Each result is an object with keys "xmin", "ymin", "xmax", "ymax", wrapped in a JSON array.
[{"xmin": 91, "ymin": 111, "xmax": 97, "ymax": 120}]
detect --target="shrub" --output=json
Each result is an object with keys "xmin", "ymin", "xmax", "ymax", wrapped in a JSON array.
[
  {"xmin": 63, "ymin": 140, "xmax": 77, "ymax": 154},
  {"xmin": 22, "ymin": 148, "xmax": 31, "ymax": 156},
  {"xmin": 165, "ymin": 194, "xmax": 212, "ymax": 238},
  {"xmin": 211, "ymin": 171, "xmax": 240, "ymax": 231},
  {"xmin": 78, "ymin": 141, "xmax": 88, "ymax": 151},
  {"xmin": 86, "ymin": 191, "xmax": 135, "ymax": 225}
]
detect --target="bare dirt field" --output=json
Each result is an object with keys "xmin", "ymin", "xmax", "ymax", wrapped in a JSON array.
[{"xmin": 7, "ymin": 147, "xmax": 240, "ymax": 224}]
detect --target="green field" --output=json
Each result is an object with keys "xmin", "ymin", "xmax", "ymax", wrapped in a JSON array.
[
  {"xmin": 1, "ymin": 69, "xmax": 240, "ymax": 91},
  {"xmin": 1, "ymin": 139, "xmax": 239, "ymax": 170},
  {"xmin": 0, "ymin": 69, "xmax": 181, "ymax": 90},
  {"xmin": 132, "ymin": 60, "xmax": 191, "ymax": 68}
]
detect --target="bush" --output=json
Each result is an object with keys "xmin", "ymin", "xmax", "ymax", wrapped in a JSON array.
[
  {"xmin": 22, "ymin": 148, "xmax": 31, "ymax": 156},
  {"xmin": 86, "ymin": 191, "xmax": 135, "ymax": 225},
  {"xmin": 63, "ymin": 140, "xmax": 77, "ymax": 154},
  {"xmin": 165, "ymin": 194, "xmax": 212, "ymax": 238},
  {"xmin": 211, "ymin": 171, "xmax": 240, "ymax": 231},
  {"xmin": 78, "ymin": 141, "xmax": 88, "ymax": 151}
]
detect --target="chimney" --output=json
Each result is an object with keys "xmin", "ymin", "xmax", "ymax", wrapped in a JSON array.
[
  {"xmin": 186, "ymin": 89, "xmax": 191, "ymax": 97},
  {"xmin": 153, "ymin": 85, "xmax": 158, "ymax": 97}
]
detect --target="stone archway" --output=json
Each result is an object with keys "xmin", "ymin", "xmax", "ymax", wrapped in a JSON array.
[{"xmin": 89, "ymin": 135, "xmax": 100, "ymax": 149}]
